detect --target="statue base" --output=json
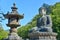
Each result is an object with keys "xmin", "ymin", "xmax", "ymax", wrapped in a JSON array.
[
  {"xmin": 28, "ymin": 32, "xmax": 57, "ymax": 40},
  {"xmin": 4, "ymin": 32, "xmax": 23, "ymax": 40}
]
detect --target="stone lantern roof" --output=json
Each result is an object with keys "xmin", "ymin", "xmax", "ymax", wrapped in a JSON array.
[
  {"xmin": 3, "ymin": 3, "xmax": 24, "ymax": 27},
  {"xmin": 4, "ymin": 3, "xmax": 24, "ymax": 19}
]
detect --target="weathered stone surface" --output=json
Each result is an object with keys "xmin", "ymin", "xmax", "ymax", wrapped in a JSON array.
[
  {"xmin": 8, "ymin": 32, "xmax": 23, "ymax": 40},
  {"xmin": 29, "ymin": 32, "xmax": 57, "ymax": 40}
]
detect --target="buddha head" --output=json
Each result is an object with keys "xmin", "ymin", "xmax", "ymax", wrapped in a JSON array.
[{"xmin": 39, "ymin": 7, "xmax": 46, "ymax": 16}]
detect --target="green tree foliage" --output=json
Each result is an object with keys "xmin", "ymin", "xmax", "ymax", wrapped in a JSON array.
[
  {"xmin": 50, "ymin": 2, "xmax": 60, "ymax": 40},
  {"xmin": 0, "ymin": 24, "xmax": 8, "ymax": 40},
  {"xmin": 18, "ymin": 2, "xmax": 60, "ymax": 40}
]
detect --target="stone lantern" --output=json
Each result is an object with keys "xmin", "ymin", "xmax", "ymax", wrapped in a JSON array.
[{"xmin": 3, "ymin": 3, "xmax": 24, "ymax": 40}]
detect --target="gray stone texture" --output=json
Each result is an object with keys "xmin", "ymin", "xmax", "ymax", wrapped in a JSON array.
[{"xmin": 29, "ymin": 32, "xmax": 57, "ymax": 40}]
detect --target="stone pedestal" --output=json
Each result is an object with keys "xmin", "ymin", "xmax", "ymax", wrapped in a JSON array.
[
  {"xmin": 28, "ymin": 32, "xmax": 57, "ymax": 40},
  {"xmin": 8, "ymin": 32, "xmax": 23, "ymax": 40},
  {"xmin": 4, "ymin": 29, "xmax": 23, "ymax": 40}
]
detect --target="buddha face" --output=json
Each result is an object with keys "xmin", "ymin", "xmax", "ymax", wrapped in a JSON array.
[{"xmin": 39, "ymin": 7, "xmax": 46, "ymax": 16}]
